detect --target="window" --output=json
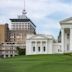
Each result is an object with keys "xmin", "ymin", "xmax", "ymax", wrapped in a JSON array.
[
  {"xmin": 32, "ymin": 41, "xmax": 35, "ymax": 45},
  {"xmin": 43, "ymin": 46, "xmax": 46, "ymax": 52},
  {"xmin": 42, "ymin": 41, "xmax": 46, "ymax": 44},
  {"xmin": 37, "ymin": 41, "xmax": 40, "ymax": 43},
  {"xmin": 37, "ymin": 41, "xmax": 40, "ymax": 46},
  {"xmin": 33, "ymin": 47, "xmax": 35, "ymax": 52},
  {"xmin": 67, "ymin": 34, "xmax": 69, "ymax": 39},
  {"xmin": 38, "ymin": 47, "xmax": 40, "ymax": 52}
]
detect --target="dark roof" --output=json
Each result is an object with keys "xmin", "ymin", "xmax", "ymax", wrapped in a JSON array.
[{"xmin": 10, "ymin": 19, "xmax": 36, "ymax": 27}]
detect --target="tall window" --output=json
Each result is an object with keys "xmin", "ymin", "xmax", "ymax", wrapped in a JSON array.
[
  {"xmin": 33, "ymin": 47, "xmax": 35, "ymax": 52},
  {"xmin": 38, "ymin": 47, "xmax": 40, "ymax": 52},
  {"xmin": 43, "ymin": 46, "xmax": 46, "ymax": 52},
  {"xmin": 67, "ymin": 33, "xmax": 69, "ymax": 39}
]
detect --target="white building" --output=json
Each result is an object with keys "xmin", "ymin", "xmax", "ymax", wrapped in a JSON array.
[
  {"xmin": 60, "ymin": 17, "xmax": 72, "ymax": 53},
  {"xmin": 26, "ymin": 17, "xmax": 72, "ymax": 55},
  {"xmin": 26, "ymin": 34, "xmax": 62, "ymax": 55}
]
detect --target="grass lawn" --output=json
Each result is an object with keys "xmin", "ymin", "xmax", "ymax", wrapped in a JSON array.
[{"xmin": 0, "ymin": 54, "xmax": 72, "ymax": 72}]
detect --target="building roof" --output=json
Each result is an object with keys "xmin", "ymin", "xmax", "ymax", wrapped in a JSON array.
[
  {"xmin": 10, "ymin": 19, "xmax": 30, "ymax": 22},
  {"xmin": 60, "ymin": 17, "xmax": 72, "ymax": 24},
  {"xmin": 10, "ymin": 19, "xmax": 36, "ymax": 27},
  {"xmin": 27, "ymin": 34, "xmax": 53, "ymax": 40}
]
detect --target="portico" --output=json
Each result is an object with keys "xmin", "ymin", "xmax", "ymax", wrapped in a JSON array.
[{"xmin": 60, "ymin": 17, "xmax": 72, "ymax": 53}]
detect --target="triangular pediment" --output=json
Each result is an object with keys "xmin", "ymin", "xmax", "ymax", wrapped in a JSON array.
[
  {"xmin": 60, "ymin": 17, "xmax": 72, "ymax": 24},
  {"xmin": 28, "ymin": 34, "xmax": 48, "ymax": 40}
]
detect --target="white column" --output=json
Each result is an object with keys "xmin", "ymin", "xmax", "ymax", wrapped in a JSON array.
[
  {"xmin": 41, "ymin": 41, "xmax": 43, "ymax": 54},
  {"xmin": 8, "ymin": 54, "xmax": 10, "ymax": 57},
  {"xmin": 70, "ymin": 28, "xmax": 72, "ymax": 51},
  {"xmin": 3, "ymin": 50, "xmax": 6, "ymax": 58},
  {"xmin": 13, "ymin": 51, "xmax": 15, "ymax": 57},
  {"xmin": 4, "ymin": 55, "xmax": 6, "ymax": 58},
  {"xmin": 61, "ymin": 28, "xmax": 65, "ymax": 53},
  {"xmin": 35, "ymin": 41, "xmax": 37, "ymax": 54},
  {"xmin": 46, "ymin": 41, "xmax": 48, "ymax": 54},
  {"xmin": 8, "ymin": 50, "xmax": 11, "ymax": 57},
  {"xmin": 64, "ymin": 32, "xmax": 67, "ymax": 52}
]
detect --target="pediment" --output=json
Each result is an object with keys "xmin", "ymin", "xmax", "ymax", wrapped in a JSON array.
[
  {"xmin": 60, "ymin": 17, "xmax": 72, "ymax": 24},
  {"xmin": 28, "ymin": 34, "xmax": 48, "ymax": 40}
]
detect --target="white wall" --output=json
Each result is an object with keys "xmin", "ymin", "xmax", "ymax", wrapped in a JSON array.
[
  {"xmin": 53, "ymin": 43, "xmax": 62, "ymax": 54},
  {"xmin": 26, "ymin": 39, "xmax": 55, "ymax": 55}
]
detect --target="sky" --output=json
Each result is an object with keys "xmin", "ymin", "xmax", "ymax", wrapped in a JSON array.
[{"xmin": 0, "ymin": 0, "xmax": 72, "ymax": 38}]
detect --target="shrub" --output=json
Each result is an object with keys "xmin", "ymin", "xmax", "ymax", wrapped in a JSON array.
[
  {"xmin": 16, "ymin": 47, "xmax": 26, "ymax": 55},
  {"xmin": 64, "ymin": 52, "xmax": 72, "ymax": 56}
]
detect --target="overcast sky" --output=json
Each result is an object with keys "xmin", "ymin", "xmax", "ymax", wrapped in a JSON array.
[{"xmin": 0, "ymin": 0, "xmax": 72, "ymax": 38}]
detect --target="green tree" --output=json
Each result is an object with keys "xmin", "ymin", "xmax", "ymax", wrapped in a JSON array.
[{"xmin": 16, "ymin": 47, "xmax": 26, "ymax": 55}]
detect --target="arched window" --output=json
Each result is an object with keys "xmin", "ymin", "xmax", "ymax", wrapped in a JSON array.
[
  {"xmin": 43, "ymin": 46, "xmax": 46, "ymax": 52},
  {"xmin": 38, "ymin": 47, "xmax": 40, "ymax": 52},
  {"xmin": 67, "ymin": 33, "xmax": 69, "ymax": 39}
]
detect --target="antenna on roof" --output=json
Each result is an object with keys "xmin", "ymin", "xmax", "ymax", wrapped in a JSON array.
[{"xmin": 22, "ymin": 0, "xmax": 27, "ymax": 15}]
